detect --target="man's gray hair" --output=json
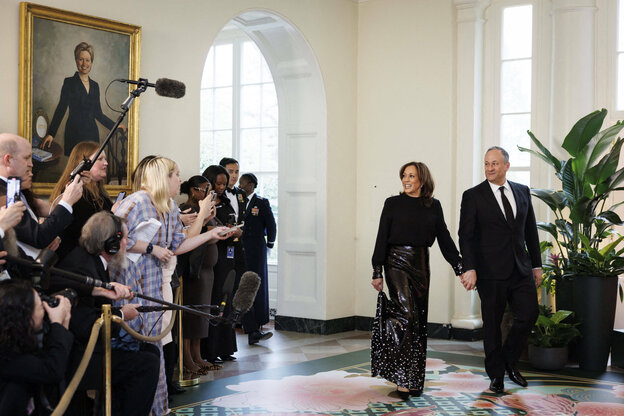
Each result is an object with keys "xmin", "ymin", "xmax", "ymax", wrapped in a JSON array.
[
  {"xmin": 486, "ymin": 146, "xmax": 510, "ymax": 163},
  {"xmin": 80, "ymin": 211, "xmax": 123, "ymax": 255}
]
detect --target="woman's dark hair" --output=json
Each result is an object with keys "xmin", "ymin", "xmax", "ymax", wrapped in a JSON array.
[
  {"xmin": 180, "ymin": 175, "xmax": 209, "ymax": 196},
  {"xmin": 0, "ymin": 280, "xmax": 39, "ymax": 356},
  {"xmin": 399, "ymin": 161, "xmax": 435, "ymax": 205},
  {"xmin": 202, "ymin": 165, "xmax": 229, "ymax": 190}
]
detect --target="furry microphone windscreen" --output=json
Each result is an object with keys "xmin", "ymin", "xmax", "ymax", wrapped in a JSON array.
[
  {"xmin": 231, "ymin": 271, "xmax": 261, "ymax": 315},
  {"xmin": 154, "ymin": 78, "xmax": 186, "ymax": 98}
]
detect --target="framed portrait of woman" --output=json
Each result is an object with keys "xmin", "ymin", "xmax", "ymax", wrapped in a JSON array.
[{"xmin": 18, "ymin": 2, "xmax": 141, "ymax": 195}]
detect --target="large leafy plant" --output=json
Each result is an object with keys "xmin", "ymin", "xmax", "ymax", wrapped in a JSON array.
[
  {"xmin": 528, "ymin": 305, "xmax": 581, "ymax": 348},
  {"xmin": 519, "ymin": 109, "xmax": 624, "ymax": 289}
]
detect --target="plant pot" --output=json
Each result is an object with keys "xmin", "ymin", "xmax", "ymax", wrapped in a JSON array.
[
  {"xmin": 572, "ymin": 275, "xmax": 619, "ymax": 372},
  {"xmin": 528, "ymin": 344, "xmax": 568, "ymax": 370}
]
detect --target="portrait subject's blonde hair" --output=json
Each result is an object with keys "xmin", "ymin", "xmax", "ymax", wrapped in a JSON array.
[{"xmin": 74, "ymin": 42, "xmax": 94, "ymax": 61}]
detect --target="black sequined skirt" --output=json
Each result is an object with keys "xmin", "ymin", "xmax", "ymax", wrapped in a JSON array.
[{"xmin": 371, "ymin": 245, "xmax": 430, "ymax": 389}]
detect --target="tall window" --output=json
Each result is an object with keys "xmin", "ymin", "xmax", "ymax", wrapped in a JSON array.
[
  {"xmin": 499, "ymin": 4, "xmax": 533, "ymax": 185},
  {"xmin": 201, "ymin": 30, "xmax": 279, "ymax": 262},
  {"xmin": 617, "ymin": 0, "xmax": 624, "ymax": 111}
]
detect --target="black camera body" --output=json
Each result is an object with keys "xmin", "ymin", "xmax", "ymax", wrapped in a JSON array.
[{"xmin": 38, "ymin": 288, "xmax": 78, "ymax": 308}]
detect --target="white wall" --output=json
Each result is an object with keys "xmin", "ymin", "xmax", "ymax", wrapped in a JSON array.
[{"xmin": 355, "ymin": 0, "xmax": 458, "ymax": 323}]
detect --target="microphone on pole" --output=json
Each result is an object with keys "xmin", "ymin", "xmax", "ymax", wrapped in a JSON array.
[
  {"xmin": 219, "ymin": 270, "xmax": 236, "ymax": 314},
  {"xmin": 227, "ymin": 271, "xmax": 261, "ymax": 327},
  {"xmin": 116, "ymin": 78, "xmax": 186, "ymax": 98}
]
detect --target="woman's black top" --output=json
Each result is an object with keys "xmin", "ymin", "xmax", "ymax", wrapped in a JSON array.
[
  {"xmin": 372, "ymin": 194, "xmax": 461, "ymax": 273},
  {"xmin": 57, "ymin": 191, "xmax": 113, "ymax": 259}
]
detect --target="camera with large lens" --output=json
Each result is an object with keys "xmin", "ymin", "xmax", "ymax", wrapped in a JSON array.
[{"xmin": 38, "ymin": 288, "xmax": 78, "ymax": 308}]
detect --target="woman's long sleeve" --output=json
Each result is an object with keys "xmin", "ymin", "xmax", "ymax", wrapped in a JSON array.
[
  {"xmin": 371, "ymin": 199, "xmax": 392, "ymax": 267},
  {"xmin": 434, "ymin": 201, "xmax": 463, "ymax": 275}
]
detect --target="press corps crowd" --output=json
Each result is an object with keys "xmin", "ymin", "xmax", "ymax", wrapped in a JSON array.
[{"xmin": 0, "ymin": 132, "xmax": 276, "ymax": 416}]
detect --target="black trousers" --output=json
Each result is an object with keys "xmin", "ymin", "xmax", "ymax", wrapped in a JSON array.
[
  {"xmin": 477, "ymin": 266, "xmax": 538, "ymax": 379},
  {"xmin": 65, "ymin": 343, "xmax": 160, "ymax": 416}
]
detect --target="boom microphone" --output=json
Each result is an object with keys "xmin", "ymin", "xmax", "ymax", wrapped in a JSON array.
[
  {"xmin": 228, "ymin": 271, "xmax": 261, "ymax": 326},
  {"xmin": 219, "ymin": 270, "xmax": 236, "ymax": 314},
  {"xmin": 117, "ymin": 78, "xmax": 186, "ymax": 98}
]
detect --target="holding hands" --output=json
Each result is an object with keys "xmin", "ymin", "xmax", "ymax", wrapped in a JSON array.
[{"xmin": 460, "ymin": 269, "xmax": 477, "ymax": 291}]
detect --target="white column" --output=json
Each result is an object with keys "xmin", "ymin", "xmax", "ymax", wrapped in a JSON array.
[
  {"xmin": 451, "ymin": 0, "xmax": 489, "ymax": 330},
  {"xmin": 550, "ymin": 0, "xmax": 596, "ymax": 147}
]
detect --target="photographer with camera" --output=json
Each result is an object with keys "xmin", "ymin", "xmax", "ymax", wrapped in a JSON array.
[{"xmin": 0, "ymin": 279, "xmax": 73, "ymax": 415}]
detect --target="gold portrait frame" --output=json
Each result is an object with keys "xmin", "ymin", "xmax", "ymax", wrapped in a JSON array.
[{"xmin": 18, "ymin": 2, "xmax": 141, "ymax": 195}]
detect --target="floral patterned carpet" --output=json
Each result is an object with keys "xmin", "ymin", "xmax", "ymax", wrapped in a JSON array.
[{"xmin": 170, "ymin": 350, "xmax": 624, "ymax": 415}]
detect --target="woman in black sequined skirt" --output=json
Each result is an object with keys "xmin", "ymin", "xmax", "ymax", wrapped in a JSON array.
[{"xmin": 370, "ymin": 162, "xmax": 463, "ymax": 399}]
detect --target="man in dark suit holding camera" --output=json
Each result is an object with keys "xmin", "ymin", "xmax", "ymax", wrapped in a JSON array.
[{"xmin": 458, "ymin": 146, "xmax": 541, "ymax": 394}]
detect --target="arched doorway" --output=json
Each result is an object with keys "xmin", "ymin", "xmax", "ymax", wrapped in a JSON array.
[{"xmin": 201, "ymin": 11, "xmax": 327, "ymax": 321}]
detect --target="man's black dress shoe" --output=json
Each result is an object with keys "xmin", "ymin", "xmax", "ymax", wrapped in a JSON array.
[
  {"xmin": 248, "ymin": 331, "xmax": 274, "ymax": 345},
  {"xmin": 506, "ymin": 365, "xmax": 528, "ymax": 387},
  {"xmin": 219, "ymin": 355, "xmax": 237, "ymax": 361},
  {"xmin": 489, "ymin": 377, "xmax": 505, "ymax": 394},
  {"xmin": 409, "ymin": 389, "xmax": 422, "ymax": 397}
]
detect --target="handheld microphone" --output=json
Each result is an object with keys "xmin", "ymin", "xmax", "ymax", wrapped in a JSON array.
[
  {"xmin": 117, "ymin": 78, "xmax": 186, "ymax": 98},
  {"xmin": 228, "ymin": 271, "xmax": 261, "ymax": 326},
  {"xmin": 219, "ymin": 270, "xmax": 236, "ymax": 314}
]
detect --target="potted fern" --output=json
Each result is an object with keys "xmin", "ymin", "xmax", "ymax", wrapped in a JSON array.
[
  {"xmin": 520, "ymin": 109, "xmax": 624, "ymax": 371},
  {"xmin": 528, "ymin": 305, "xmax": 581, "ymax": 370}
]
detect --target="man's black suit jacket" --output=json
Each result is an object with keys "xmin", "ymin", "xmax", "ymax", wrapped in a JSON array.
[
  {"xmin": 53, "ymin": 246, "xmax": 121, "ymax": 343},
  {"xmin": 0, "ymin": 180, "xmax": 73, "ymax": 249},
  {"xmin": 458, "ymin": 180, "xmax": 541, "ymax": 280}
]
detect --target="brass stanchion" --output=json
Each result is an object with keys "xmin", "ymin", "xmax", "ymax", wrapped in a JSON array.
[
  {"xmin": 177, "ymin": 277, "xmax": 199, "ymax": 387},
  {"xmin": 102, "ymin": 304, "xmax": 113, "ymax": 416}
]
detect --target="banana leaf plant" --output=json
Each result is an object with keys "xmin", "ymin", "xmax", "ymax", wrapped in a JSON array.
[{"xmin": 519, "ymin": 109, "xmax": 624, "ymax": 300}]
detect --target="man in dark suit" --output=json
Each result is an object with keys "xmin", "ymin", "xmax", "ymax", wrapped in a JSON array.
[
  {"xmin": 239, "ymin": 173, "xmax": 276, "ymax": 344},
  {"xmin": 53, "ymin": 212, "xmax": 159, "ymax": 416},
  {"xmin": 0, "ymin": 133, "xmax": 83, "ymax": 262},
  {"xmin": 458, "ymin": 146, "xmax": 541, "ymax": 394}
]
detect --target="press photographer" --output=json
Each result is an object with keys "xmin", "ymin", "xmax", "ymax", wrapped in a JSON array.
[{"xmin": 0, "ymin": 279, "xmax": 73, "ymax": 416}]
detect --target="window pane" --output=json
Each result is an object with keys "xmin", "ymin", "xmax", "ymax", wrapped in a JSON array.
[
  {"xmin": 241, "ymin": 85, "xmax": 261, "ymax": 128},
  {"xmin": 256, "ymin": 172, "xmax": 278, "ymax": 210},
  {"xmin": 214, "ymin": 44, "xmax": 233, "ymax": 87},
  {"xmin": 618, "ymin": 53, "xmax": 624, "ymax": 111},
  {"xmin": 619, "ymin": 0, "xmax": 624, "ymax": 51},
  {"xmin": 500, "ymin": 114, "xmax": 531, "ymax": 167},
  {"xmin": 240, "ymin": 128, "xmax": 261, "ymax": 171},
  {"xmin": 201, "ymin": 48, "xmax": 215, "ymax": 88},
  {"xmin": 214, "ymin": 87, "xmax": 232, "ymax": 130},
  {"xmin": 241, "ymin": 41, "xmax": 262, "ymax": 85},
  {"xmin": 200, "ymin": 89, "xmax": 214, "ymax": 130},
  {"xmin": 199, "ymin": 131, "xmax": 214, "ymax": 172},
  {"xmin": 506, "ymin": 170, "xmax": 530, "ymax": 187},
  {"xmin": 502, "ymin": 5, "xmax": 532, "ymax": 60},
  {"xmin": 262, "ymin": 83, "xmax": 278, "ymax": 127},
  {"xmin": 501, "ymin": 59, "xmax": 532, "ymax": 113},
  {"xmin": 261, "ymin": 128, "xmax": 278, "ymax": 171},
  {"xmin": 261, "ymin": 56, "xmax": 272, "ymax": 83},
  {"xmin": 214, "ymin": 130, "xmax": 232, "ymax": 164}
]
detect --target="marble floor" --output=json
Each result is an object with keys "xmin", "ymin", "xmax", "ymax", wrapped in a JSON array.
[
  {"xmin": 180, "ymin": 321, "xmax": 484, "ymax": 384},
  {"xmin": 180, "ymin": 320, "xmax": 622, "ymax": 385}
]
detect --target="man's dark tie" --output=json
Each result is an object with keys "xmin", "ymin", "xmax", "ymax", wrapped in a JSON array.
[{"xmin": 499, "ymin": 186, "xmax": 515, "ymax": 227}]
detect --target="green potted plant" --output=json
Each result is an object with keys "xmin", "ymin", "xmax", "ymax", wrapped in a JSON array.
[
  {"xmin": 528, "ymin": 305, "xmax": 581, "ymax": 370},
  {"xmin": 519, "ymin": 108, "xmax": 624, "ymax": 371}
]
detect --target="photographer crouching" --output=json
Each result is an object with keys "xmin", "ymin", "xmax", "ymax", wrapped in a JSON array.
[{"xmin": 0, "ymin": 279, "xmax": 73, "ymax": 415}]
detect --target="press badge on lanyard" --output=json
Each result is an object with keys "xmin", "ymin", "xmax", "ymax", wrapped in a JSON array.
[{"xmin": 227, "ymin": 246, "xmax": 235, "ymax": 259}]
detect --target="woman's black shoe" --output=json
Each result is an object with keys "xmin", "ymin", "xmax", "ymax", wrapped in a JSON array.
[
  {"xmin": 396, "ymin": 389, "xmax": 410, "ymax": 400},
  {"xmin": 410, "ymin": 389, "xmax": 422, "ymax": 397},
  {"xmin": 219, "ymin": 355, "xmax": 236, "ymax": 361}
]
